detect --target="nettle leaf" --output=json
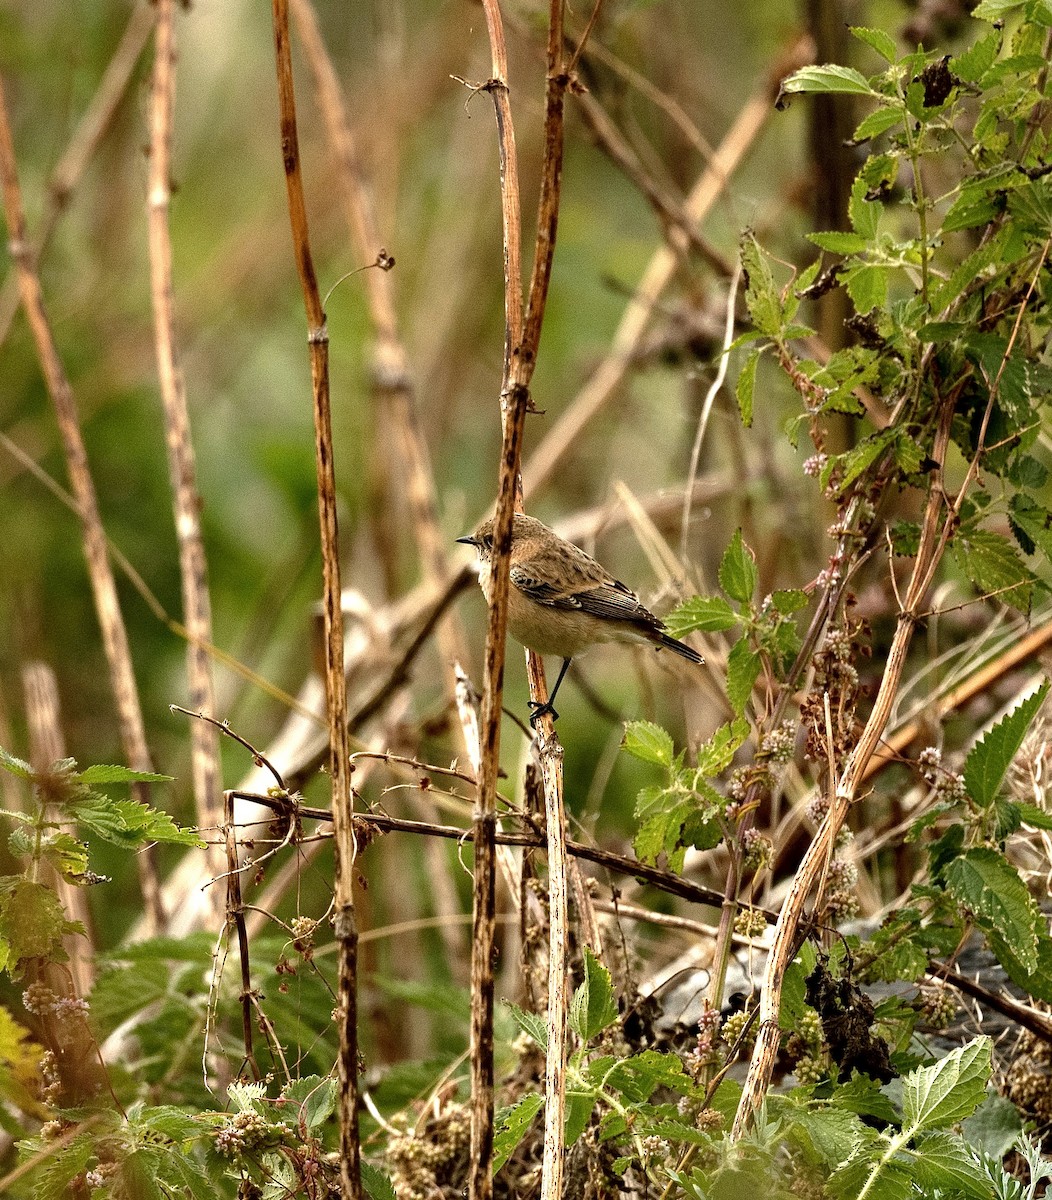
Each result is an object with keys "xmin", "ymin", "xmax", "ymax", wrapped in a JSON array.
[
  {"xmin": 845, "ymin": 263, "xmax": 890, "ymax": 314},
  {"xmin": 493, "ymin": 1093, "xmax": 543, "ymax": 1174},
  {"xmin": 1009, "ymin": 493, "xmax": 1052, "ymax": 560},
  {"xmin": 987, "ymin": 924, "xmax": 1052, "ymax": 1003},
  {"xmin": 952, "ymin": 30, "xmax": 1001, "ymax": 83},
  {"xmin": 0, "ymin": 746, "xmax": 33, "ymax": 780},
  {"xmin": 76, "ymin": 764, "xmax": 173, "ymax": 785},
  {"xmin": 605, "ymin": 1049, "xmax": 693, "ymax": 1103},
  {"xmin": 909, "ymin": 1129, "xmax": 997, "ymax": 1197},
  {"xmin": 808, "ymin": 231, "xmax": 870, "ymax": 254},
  {"xmin": 972, "ymin": 0, "xmax": 1027, "ymax": 21},
  {"xmin": 622, "ymin": 721, "xmax": 675, "ymax": 769},
  {"xmin": 570, "ymin": 947, "xmax": 618, "ymax": 1042},
  {"xmin": 901, "ymin": 1037, "xmax": 992, "ymax": 1134},
  {"xmin": 889, "ymin": 521, "xmax": 921, "ymax": 555},
  {"xmin": 824, "ymin": 428, "xmax": 895, "ymax": 493},
  {"xmin": 771, "ymin": 588, "xmax": 808, "ymax": 615},
  {"xmin": 849, "ymin": 25, "xmax": 899, "ymax": 64},
  {"xmin": 736, "ymin": 348, "xmax": 759, "ymax": 427},
  {"xmin": 665, "ymin": 595, "xmax": 738, "ymax": 635},
  {"xmin": 0, "ymin": 879, "xmax": 73, "ymax": 965},
  {"xmin": 281, "ymin": 1075, "xmax": 337, "ymax": 1132},
  {"xmin": 740, "ymin": 231, "xmax": 782, "ymax": 338},
  {"xmin": 952, "ymin": 528, "xmax": 1036, "ymax": 613},
  {"xmin": 505, "ymin": 1002, "xmax": 548, "ymax": 1051},
  {"xmin": 850, "ymin": 104, "xmax": 903, "ymax": 144},
  {"xmin": 849, "ymin": 175, "xmax": 881, "ymax": 240},
  {"xmin": 944, "ymin": 848, "xmax": 1040, "ymax": 973},
  {"xmin": 781, "ymin": 64, "xmax": 879, "ymax": 97},
  {"xmin": 694, "ymin": 717, "xmax": 749, "ymax": 777},
  {"xmin": 1018, "ymin": 801, "xmax": 1052, "ymax": 830},
  {"xmin": 727, "ymin": 637, "xmax": 762, "ymax": 717},
  {"xmin": 361, "ymin": 1163, "xmax": 399, "ymax": 1200},
  {"xmin": 70, "ymin": 793, "xmax": 204, "ymax": 848},
  {"xmin": 719, "ymin": 529, "xmax": 757, "ymax": 604},
  {"xmin": 963, "ymin": 682, "xmax": 1049, "ymax": 807}
]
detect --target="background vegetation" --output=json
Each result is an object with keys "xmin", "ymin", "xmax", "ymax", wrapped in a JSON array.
[{"xmin": 2, "ymin": 0, "xmax": 1052, "ymax": 1197}]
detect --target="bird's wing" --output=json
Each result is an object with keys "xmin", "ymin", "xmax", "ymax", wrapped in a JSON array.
[{"xmin": 510, "ymin": 561, "xmax": 664, "ymax": 630}]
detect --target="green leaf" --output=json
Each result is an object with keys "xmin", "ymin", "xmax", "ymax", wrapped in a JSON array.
[
  {"xmin": 987, "ymin": 923, "xmax": 1052, "ymax": 1003},
  {"xmin": 1018, "ymin": 801, "xmax": 1052, "ymax": 830},
  {"xmin": 849, "ymin": 26, "xmax": 899, "ymax": 63},
  {"xmin": 961, "ymin": 1091, "xmax": 1024, "ymax": 1159},
  {"xmin": 770, "ymin": 589, "xmax": 809, "ymax": 615},
  {"xmin": 664, "ymin": 596, "xmax": 738, "ymax": 635},
  {"xmin": 736, "ymin": 348, "xmax": 759, "ymax": 427},
  {"xmin": 850, "ymin": 105, "xmax": 903, "ymax": 144},
  {"xmin": 361, "ymin": 1161, "xmax": 399, "ymax": 1200},
  {"xmin": 281, "ymin": 1075, "xmax": 337, "ymax": 1131},
  {"xmin": 719, "ymin": 530, "xmax": 757, "ymax": 604},
  {"xmin": 0, "ymin": 747, "xmax": 33, "ymax": 780},
  {"xmin": 849, "ymin": 175, "xmax": 880, "ymax": 240},
  {"xmin": 807, "ymin": 231, "xmax": 870, "ymax": 254},
  {"xmin": 944, "ymin": 849, "xmax": 1039, "ymax": 973},
  {"xmin": 972, "ymin": 0, "xmax": 1026, "ymax": 18},
  {"xmin": 77, "ymin": 764, "xmax": 173, "ymax": 785},
  {"xmin": 604, "ymin": 1049, "xmax": 693, "ymax": 1102},
  {"xmin": 569, "ymin": 947, "xmax": 618, "ymax": 1042},
  {"xmin": 844, "ymin": 263, "xmax": 889, "ymax": 314},
  {"xmin": 901, "ymin": 1037, "xmax": 992, "ymax": 1134},
  {"xmin": 505, "ymin": 1002, "xmax": 548, "ymax": 1051},
  {"xmin": 70, "ymin": 793, "xmax": 204, "ymax": 848},
  {"xmin": 726, "ymin": 637, "xmax": 762, "ymax": 717},
  {"xmin": 952, "ymin": 30, "xmax": 1001, "ymax": 83},
  {"xmin": 781, "ymin": 64, "xmax": 879, "ymax": 97},
  {"xmin": 622, "ymin": 721, "xmax": 675, "ymax": 768},
  {"xmin": 0, "ymin": 879, "xmax": 73, "ymax": 966},
  {"xmin": 740, "ymin": 231, "xmax": 782, "ymax": 338},
  {"xmin": 493, "ymin": 1093, "xmax": 543, "ymax": 1174},
  {"xmin": 1009, "ymin": 493, "xmax": 1052, "ymax": 560},
  {"xmin": 963, "ymin": 682, "xmax": 1049, "ymax": 807},
  {"xmin": 909, "ymin": 1129, "xmax": 997, "ymax": 1197},
  {"xmin": 564, "ymin": 1089, "xmax": 598, "ymax": 1146},
  {"xmin": 693, "ymin": 718, "xmax": 750, "ymax": 777},
  {"xmin": 952, "ymin": 529, "xmax": 1036, "ymax": 613}
]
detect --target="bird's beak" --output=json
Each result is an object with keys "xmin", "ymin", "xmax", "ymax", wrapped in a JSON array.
[{"xmin": 456, "ymin": 534, "xmax": 478, "ymax": 547}]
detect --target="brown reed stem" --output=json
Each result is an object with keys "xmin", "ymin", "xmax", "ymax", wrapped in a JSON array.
[{"xmin": 270, "ymin": 2, "xmax": 361, "ymax": 1194}]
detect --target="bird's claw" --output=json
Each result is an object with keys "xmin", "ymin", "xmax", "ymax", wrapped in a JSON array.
[{"xmin": 528, "ymin": 698, "xmax": 559, "ymax": 727}]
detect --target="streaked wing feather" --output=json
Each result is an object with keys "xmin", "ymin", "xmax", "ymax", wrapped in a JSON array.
[{"xmin": 509, "ymin": 562, "xmax": 663, "ymax": 631}]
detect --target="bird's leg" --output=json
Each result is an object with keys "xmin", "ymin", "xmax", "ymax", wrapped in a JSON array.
[{"xmin": 528, "ymin": 657, "xmax": 572, "ymax": 726}]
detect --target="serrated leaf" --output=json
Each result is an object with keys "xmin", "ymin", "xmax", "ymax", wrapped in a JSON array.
[
  {"xmin": 782, "ymin": 64, "xmax": 879, "ymax": 97},
  {"xmin": 77, "ymin": 764, "xmax": 173, "ymax": 785},
  {"xmin": 963, "ymin": 683, "xmax": 1049, "ymax": 807},
  {"xmin": 694, "ymin": 717, "xmax": 750, "ymax": 777},
  {"xmin": 664, "ymin": 596, "xmax": 738, "ymax": 636},
  {"xmin": 71, "ymin": 793, "xmax": 204, "ymax": 848},
  {"xmin": 719, "ymin": 530, "xmax": 757, "ymax": 604},
  {"xmin": 909, "ymin": 1129, "xmax": 996, "ymax": 1197},
  {"xmin": 849, "ymin": 26, "xmax": 899, "ymax": 63},
  {"xmin": 770, "ymin": 588, "xmax": 808, "ymax": 615},
  {"xmin": 282, "ymin": 1075, "xmax": 337, "ymax": 1131},
  {"xmin": 952, "ymin": 529, "xmax": 1035, "ymax": 613},
  {"xmin": 901, "ymin": 1037, "xmax": 992, "ymax": 1134},
  {"xmin": 807, "ymin": 231, "xmax": 870, "ymax": 254},
  {"xmin": 740, "ymin": 231, "xmax": 782, "ymax": 337},
  {"xmin": 727, "ymin": 637, "xmax": 761, "ymax": 717},
  {"xmin": 849, "ymin": 175, "xmax": 880, "ymax": 240},
  {"xmin": 851, "ymin": 105, "xmax": 903, "ymax": 144},
  {"xmin": 0, "ymin": 879, "xmax": 75, "ymax": 965},
  {"xmin": 845, "ymin": 263, "xmax": 889, "ymax": 314},
  {"xmin": 505, "ymin": 1002, "xmax": 549, "ymax": 1051},
  {"xmin": 736, "ymin": 348, "xmax": 759, "ymax": 427},
  {"xmin": 361, "ymin": 1161, "xmax": 399, "ymax": 1200},
  {"xmin": 605, "ymin": 1049, "xmax": 692, "ymax": 1102},
  {"xmin": 1018, "ymin": 801, "xmax": 1052, "ymax": 830},
  {"xmin": 622, "ymin": 720, "xmax": 675, "ymax": 768},
  {"xmin": 972, "ymin": 0, "xmax": 1026, "ymax": 18},
  {"xmin": 564, "ymin": 1089, "xmax": 598, "ymax": 1145},
  {"xmin": 493, "ymin": 1093, "xmax": 543, "ymax": 1174},
  {"xmin": 986, "ymin": 921, "xmax": 1052, "ymax": 1004},
  {"xmin": 0, "ymin": 746, "xmax": 34, "ymax": 780},
  {"xmin": 569, "ymin": 947, "xmax": 618, "ymax": 1042},
  {"xmin": 944, "ymin": 849, "xmax": 1039, "ymax": 972},
  {"xmin": 952, "ymin": 30, "xmax": 1001, "ymax": 83}
]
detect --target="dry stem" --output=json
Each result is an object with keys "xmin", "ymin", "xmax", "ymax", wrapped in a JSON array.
[
  {"xmin": 147, "ymin": 0, "xmax": 224, "ymax": 915},
  {"xmin": 270, "ymin": 2, "xmax": 361, "ymax": 1194}
]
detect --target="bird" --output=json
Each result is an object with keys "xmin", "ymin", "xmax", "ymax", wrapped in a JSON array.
[{"xmin": 457, "ymin": 513, "xmax": 704, "ymax": 725}]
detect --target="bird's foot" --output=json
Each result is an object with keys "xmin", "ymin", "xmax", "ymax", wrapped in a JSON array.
[{"xmin": 528, "ymin": 698, "xmax": 559, "ymax": 727}]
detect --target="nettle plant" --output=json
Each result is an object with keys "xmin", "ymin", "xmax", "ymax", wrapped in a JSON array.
[{"xmin": 612, "ymin": 5, "xmax": 1052, "ymax": 1194}]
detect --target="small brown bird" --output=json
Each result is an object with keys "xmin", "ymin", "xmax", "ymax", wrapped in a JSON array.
[{"xmin": 458, "ymin": 513, "xmax": 704, "ymax": 724}]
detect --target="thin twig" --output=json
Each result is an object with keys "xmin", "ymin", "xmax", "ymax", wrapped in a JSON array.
[
  {"xmin": 148, "ymin": 0, "xmax": 224, "ymax": 918},
  {"xmin": 270, "ymin": 2, "xmax": 361, "ymax": 1194}
]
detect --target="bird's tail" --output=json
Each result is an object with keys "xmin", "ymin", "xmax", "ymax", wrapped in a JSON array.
[{"xmin": 657, "ymin": 632, "xmax": 704, "ymax": 664}]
